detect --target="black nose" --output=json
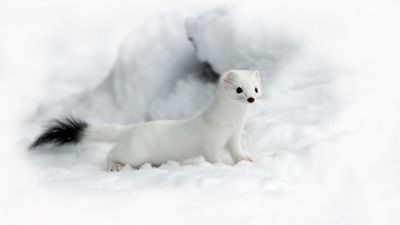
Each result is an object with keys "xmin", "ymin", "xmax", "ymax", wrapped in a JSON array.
[{"xmin": 247, "ymin": 97, "xmax": 255, "ymax": 103}]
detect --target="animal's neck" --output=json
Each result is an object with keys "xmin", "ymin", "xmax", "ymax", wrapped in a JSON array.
[{"xmin": 202, "ymin": 91, "xmax": 250, "ymax": 127}]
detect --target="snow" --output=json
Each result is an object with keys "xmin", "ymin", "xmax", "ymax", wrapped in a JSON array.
[{"xmin": 1, "ymin": 0, "xmax": 400, "ymax": 224}]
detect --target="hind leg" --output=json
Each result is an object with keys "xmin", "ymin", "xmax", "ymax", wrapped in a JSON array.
[
  {"xmin": 109, "ymin": 161, "xmax": 125, "ymax": 172},
  {"xmin": 106, "ymin": 144, "xmax": 144, "ymax": 171},
  {"xmin": 106, "ymin": 154, "xmax": 126, "ymax": 172},
  {"xmin": 106, "ymin": 140, "xmax": 150, "ymax": 171}
]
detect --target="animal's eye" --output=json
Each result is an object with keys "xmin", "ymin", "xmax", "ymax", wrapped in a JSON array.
[
  {"xmin": 255, "ymin": 87, "xmax": 258, "ymax": 93},
  {"xmin": 236, "ymin": 87, "xmax": 243, "ymax": 93}
]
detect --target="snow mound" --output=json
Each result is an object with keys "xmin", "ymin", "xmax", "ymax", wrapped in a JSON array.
[
  {"xmin": 36, "ymin": 14, "xmax": 212, "ymax": 124},
  {"xmin": 186, "ymin": 6, "xmax": 299, "ymax": 74}
]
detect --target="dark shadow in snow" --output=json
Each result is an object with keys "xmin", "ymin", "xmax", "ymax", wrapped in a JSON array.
[{"xmin": 201, "ymin": 62, "xmax": 220, "ymax": 82}]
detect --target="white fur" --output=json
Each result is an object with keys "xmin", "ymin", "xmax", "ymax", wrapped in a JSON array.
[{"xmin": 83, "ymin": 70, "xmax": 262, "ymax": 171}]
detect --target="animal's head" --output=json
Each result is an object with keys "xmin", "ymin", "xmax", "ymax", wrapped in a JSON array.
[{"xmin": 219, "ymin": 70, "xmax": 262, "ymax": 104}]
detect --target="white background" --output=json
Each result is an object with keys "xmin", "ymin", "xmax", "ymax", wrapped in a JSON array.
[{"xmin": 1, "ymin": 0, "xmax": 400, "ymax": 224}]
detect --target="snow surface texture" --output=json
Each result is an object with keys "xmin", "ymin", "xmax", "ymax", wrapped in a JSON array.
[{"xmin": 2, "ymin": 0, "xmax": 400, "ymax": 225}]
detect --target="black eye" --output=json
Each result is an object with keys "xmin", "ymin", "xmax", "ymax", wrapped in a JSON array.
[
  {"xmin": 236, "ymin": 87, "xmax": 243, "ymax": 93},
  {"xmin": 255, "ymin": 87, "xmax": 258, "ymax": 93}
]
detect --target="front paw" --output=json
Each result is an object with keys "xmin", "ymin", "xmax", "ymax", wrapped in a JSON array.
[
  {"xmin": 237, "ymin": 155, "xmax": 254, "ymax": 163},
  {"xmin": 243, "ymin": 155, "xmax": 254, "ymax": 162}
]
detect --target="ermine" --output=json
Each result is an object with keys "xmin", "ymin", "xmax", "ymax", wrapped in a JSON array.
[{"xmin": 31, "ymin": 70, "xmax": 262, "ymax": 171}]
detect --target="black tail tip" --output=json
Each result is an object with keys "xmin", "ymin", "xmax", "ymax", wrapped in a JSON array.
[{"xmin": 30, "ymin": 117, "xmax": 88, "ymax": 149}]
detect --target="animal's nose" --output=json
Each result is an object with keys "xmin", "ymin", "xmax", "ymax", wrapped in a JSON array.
[{"xmin": 247, "ymin": 97, "xmax": 255, "ymax": 103}]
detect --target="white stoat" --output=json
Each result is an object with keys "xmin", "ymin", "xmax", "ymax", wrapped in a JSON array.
[{"xmin": 31, "ymin": 70, "xmax": 262, "ymax": 171}]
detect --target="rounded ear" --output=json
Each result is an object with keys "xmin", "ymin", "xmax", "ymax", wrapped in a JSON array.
[
  {"xmin": 253, "ymin": 70, "xmax": 261, "ymax": 81},
  {"xmin": 223, "ymin": 71, "xmax": 236, "ymax": 85}
]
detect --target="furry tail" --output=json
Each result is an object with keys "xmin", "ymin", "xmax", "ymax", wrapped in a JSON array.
[{"xmin": 30, "ymin": 117, "xmax": 125, "ymax": 148}]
